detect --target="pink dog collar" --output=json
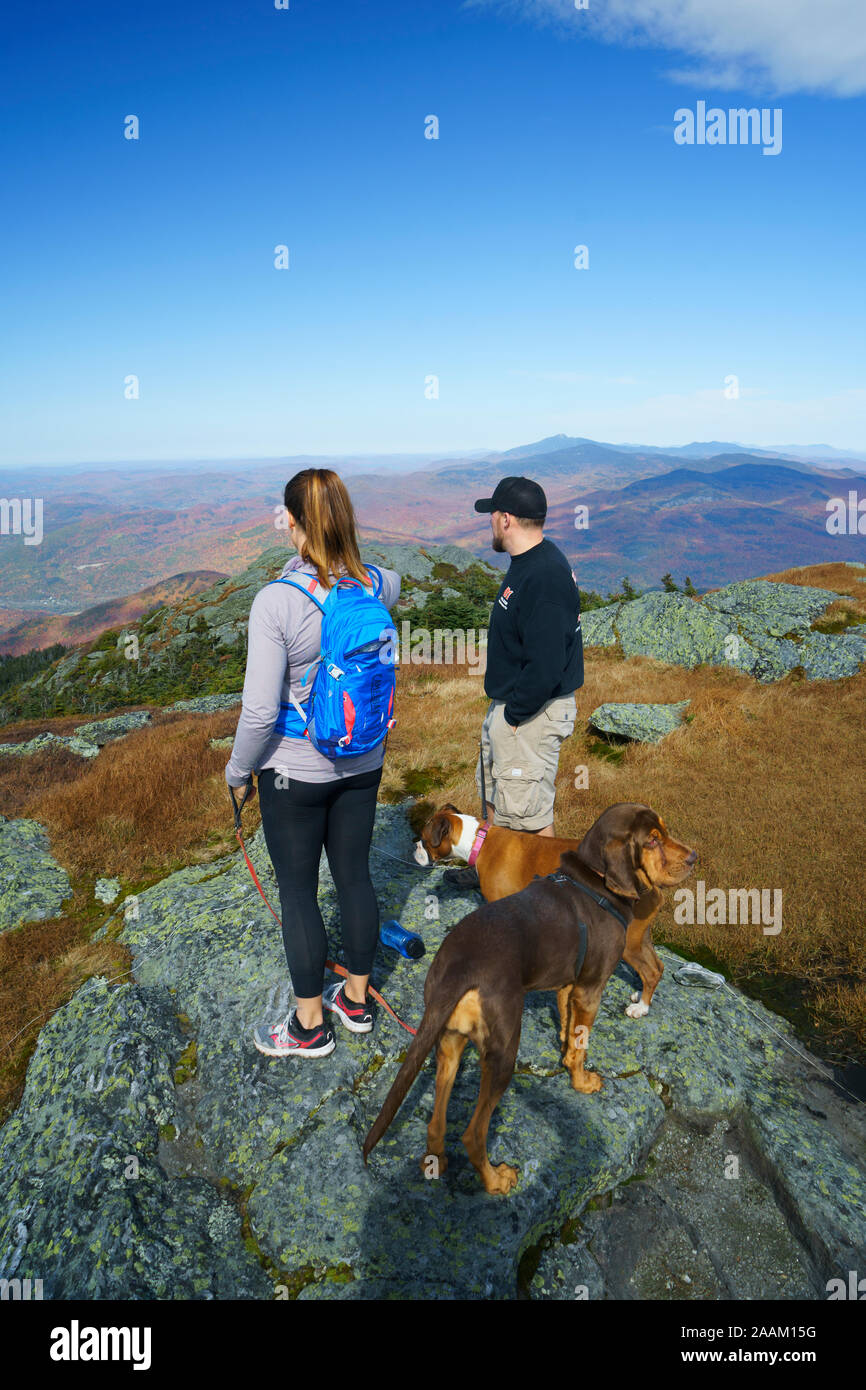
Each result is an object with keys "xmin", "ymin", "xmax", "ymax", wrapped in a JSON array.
[{"xmin": 467, "ymin": 822, "xmax": 489, "ymax": 868}]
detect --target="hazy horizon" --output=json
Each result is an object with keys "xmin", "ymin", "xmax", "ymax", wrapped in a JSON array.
[{"xmin": 2, "ymin": 436, "xmax": 865, "ymax": 475}]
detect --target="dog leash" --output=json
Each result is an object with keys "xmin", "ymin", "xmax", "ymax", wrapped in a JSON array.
[
  {"xmin": 368, "ymin": 844, "xmax": 434, "ymax": 872},
  {"xmin": 229, "ymin": 780, "xmax": 417, "ymax": 1036}
]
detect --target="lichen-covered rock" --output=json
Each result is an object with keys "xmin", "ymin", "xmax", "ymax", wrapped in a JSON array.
[
  {"xmin": 580, "ymin": 604, "xmax": 619, "ymax": 647},
  {"xmin": 2, "ymin": 801, "xmax": 864, "ymax": 1299},
  {"xmin": 702, "ymin": 579, "xmax": 835, "ymax": 635},
  {"xmin": 0, "ymin": 712, "xmax": 150, "ymax": 761},
  {"xmin": 614, "ymin": 592, "xmax": 735, "ymax": 668},
  {"xmin": 797, "ymin": 629, "xmax": 866, "ymax": 680},
  {"xmin": 402, "ymin": 587, "xmax": 430, "ymax": 610},
  {"xmin": 589, "ymin": 701, "xmax": 690, "ymax": 743},
  {"xmin": 167, "ymin": 694, "xmax": 242, "ymax": 713},
  {"xmin": 361, "ymin": 543, "xmax": 478, "ymax": 583},
  {"xmin": 94, "ymin": 877, "xmax": 122, "ymax": 905},
  {"xmin": 0, "ymin": 977, "xmax": 270, "ymax": 1299},
  {"xmin": 62, "ymin": 737, "xmax": 103, "ymax": 758},
  {"xmin": 529, "ymin": 1112, "xmax": 816, "ymax": 1300},
  {"xmin": 0, "ymin": 732, "xmax": 94, "ymax": 759},
  {"xmin": 71, "ymin": 712, "xmax": 152, "ymax": 746},
  {"xmin": 581, "ymin": 580, "xmax": 866, "ymax": 683},
  {"xmin": 210, "ymin": 623, "xmax": 244, "ymax": 648},
  {"xmin": 0, "ymin": 818, "xmax": 72, "ymax": 931}
]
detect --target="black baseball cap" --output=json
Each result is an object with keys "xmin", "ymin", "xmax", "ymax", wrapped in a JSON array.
[{"xmin": 474, "ymin": 476, "xmax": 547, "ymax": 520}]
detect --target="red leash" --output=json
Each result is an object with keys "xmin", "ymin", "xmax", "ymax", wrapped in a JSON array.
[{"xmin": 230, "ymin": 782, "xmax": 417, "ymax": 1036}]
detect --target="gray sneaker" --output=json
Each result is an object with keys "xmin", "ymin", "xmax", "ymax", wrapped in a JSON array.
[
  {"xmin": 253, "ymin": 1010, "xmax": 335, "ymax": 1058},
  {"xmin": 323, "ymin": 980, "xmax": 375, "ymax": 1033}
]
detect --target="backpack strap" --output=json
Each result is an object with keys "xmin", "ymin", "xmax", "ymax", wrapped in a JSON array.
[
  {"xmin": 271, "ymin": 567, "xmax": 382, "ymax": 604},
  {"xmin": 267, "ymin": 575, "xmax": 328, "ymax": 733},
  {"xmin": 364, "ymin": 564, "xmax": 383, "ymax": 598},
  {"xmin": 269, "ymin": 574, "xmax": 327, "ymax": 615}
]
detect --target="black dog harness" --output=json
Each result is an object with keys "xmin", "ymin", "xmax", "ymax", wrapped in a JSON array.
[
  {"xmin": 548, "ymin": 870, "xmax": 630, "ymax": 929},
  {"xmin": 546, "ymin": 869, "xmax": 630, "ymax": 979}
]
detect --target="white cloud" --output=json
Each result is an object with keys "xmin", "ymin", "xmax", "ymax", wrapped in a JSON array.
[{"xmin": 473, "ymin": 0, "xmax": 866, "ymax": 96}]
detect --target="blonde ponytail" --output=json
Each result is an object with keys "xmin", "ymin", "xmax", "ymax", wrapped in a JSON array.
[{"xmin": 283, "ymin": 469, "xmax": 369, "ymax": 590}]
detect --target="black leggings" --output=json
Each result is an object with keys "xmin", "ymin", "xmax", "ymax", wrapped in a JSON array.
[{"xmin": 257, "ymin": 765, "xmax": 382, "ymax": 998}]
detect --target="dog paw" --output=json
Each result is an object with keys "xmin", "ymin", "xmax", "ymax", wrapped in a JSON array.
[
  {"xmin": 484, "ymin": 1162, "xmax": 519, "ymax": 1195},
  {"xmin": 630, "ymin": 990, "xmax": 641, "ymax": 1002},
  {"xmin": 626, "ymin": 999, "xmax": 650, "ymax": 1019},
  {"xmin": 570, "ymin": 1068, "xmax": 603, "ymax": 1094}
]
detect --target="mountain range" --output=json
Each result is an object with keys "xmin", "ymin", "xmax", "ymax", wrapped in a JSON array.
[{"xmin": 1, "ymin": 435, "xmax": 864, "ymax": 652}]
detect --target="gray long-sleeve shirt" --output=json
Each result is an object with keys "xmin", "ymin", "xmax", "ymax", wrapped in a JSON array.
[{"xmin": 225, "ymin": 555, "xmax": 401, "ymax": 786}]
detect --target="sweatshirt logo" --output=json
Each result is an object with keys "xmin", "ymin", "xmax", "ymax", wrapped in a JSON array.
[{"xmin": 498, "ymin": 585, "xmax": 513, "ymax": 611}]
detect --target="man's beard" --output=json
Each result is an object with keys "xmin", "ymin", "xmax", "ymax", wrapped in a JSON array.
[{"xmin": 491, "ymin": 533, "xmax": 504, "ymax": 552}]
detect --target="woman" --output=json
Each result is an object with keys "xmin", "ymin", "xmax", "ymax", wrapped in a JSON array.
[{"xmin": 225, "ymin": 468, "xmax": 401, "ymax": 1059}]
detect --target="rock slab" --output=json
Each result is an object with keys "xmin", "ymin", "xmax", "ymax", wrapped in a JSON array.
[
  {"xmin": 589, "ymin": 701, "xmax": 690, "ymax": 743},
  {"xmin": 0, "ymin": 817, "xmax": 72, "ymax": 932},
  {"xmin": 1, "ymin": 803, "xmax": 863, "ymax": 1299},
  {"xmin": 582, "ymin": 580, "xmax": 866, "ymax": 682}
]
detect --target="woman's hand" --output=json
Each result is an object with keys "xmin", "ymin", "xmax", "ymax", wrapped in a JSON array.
[{"xmin": 227, "ymin": 770, "xmax": 256, "ymax": 798}]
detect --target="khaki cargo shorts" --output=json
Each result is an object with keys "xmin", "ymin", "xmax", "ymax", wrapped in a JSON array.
[{"xmin": 475, "ymin": 694, "xmax": 577, "ymax": 832}]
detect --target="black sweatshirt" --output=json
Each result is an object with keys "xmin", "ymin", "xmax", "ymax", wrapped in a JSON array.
[{"xmin": 484, "ymin": 537, "xmax": 584, "ymax": 726}]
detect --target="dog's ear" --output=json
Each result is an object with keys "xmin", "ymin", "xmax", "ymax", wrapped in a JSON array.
[
  {"xmin": 429, "ymin": 813, "xmax": 453, "ymax": 849},
  {"xmin": 577, "ymin": 819, "xmax": 643, "ymax": 899},
  {"xmin": 441, "ymin": 802, "xmax": 459, "ymax": 813},
  {"xmin": 599, "ymin": 836, "xmax": 643, "ymax": 899}
]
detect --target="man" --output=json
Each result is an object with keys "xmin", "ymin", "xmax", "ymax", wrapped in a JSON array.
[{"xmin": 445, "ymin": 475, "xmax": 583, "ymax": 888}]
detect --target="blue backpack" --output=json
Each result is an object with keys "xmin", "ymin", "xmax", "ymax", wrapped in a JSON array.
[{"xmin": 269, "ymin": 564, "xmax": 397, "ymax": 758}]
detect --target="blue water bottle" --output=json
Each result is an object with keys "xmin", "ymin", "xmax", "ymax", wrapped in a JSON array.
[{"xmin": 379, "ymin": 918, "xmax": 426, "ymax": 959}]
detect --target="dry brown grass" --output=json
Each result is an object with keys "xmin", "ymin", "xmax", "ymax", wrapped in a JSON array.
[
  {"xmin": 0, "ymin": 708, "xmax": 244, "ymax": 1120},
  {"xmin": 18, "ymin": 711, "xmax": 242, "ymax": 878},
  {"xmin": 382, "ymin": 652, "xmax": 866, "ymax": 1065},
  {"xmin": 763, "ymin": 559, "xmax": 866, "ymax": 595}
]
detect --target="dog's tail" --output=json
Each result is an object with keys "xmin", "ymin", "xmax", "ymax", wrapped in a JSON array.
[{"xmin": 362, "ymin": 980, "xmax": 464, "ymax": 1162}]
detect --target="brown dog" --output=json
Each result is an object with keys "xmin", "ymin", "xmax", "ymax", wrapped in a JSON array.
[
  {"xmin": 415, "ymin": 804, "xmax": 581, "ymax": 902},
  {"xmin": 366, "ymin": 804, "xmax": 696, "ymax": 1194},
  {"xmin": 415, "ymin": 803, "xmax": 680, "ymax": 1018}
]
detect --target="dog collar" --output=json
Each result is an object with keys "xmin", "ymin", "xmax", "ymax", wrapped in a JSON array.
[
  {"xmin": 467, "ymin": 822, "xmax": 490, "ymax": 868},
  {"xmin": 549, "ymin": 870, "xmax": 629, "ymax": 931}
]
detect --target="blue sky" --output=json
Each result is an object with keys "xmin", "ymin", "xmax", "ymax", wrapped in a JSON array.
[{"xmin": 1, "ymin": 0, "xmax": 864, "ymax": 464}]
